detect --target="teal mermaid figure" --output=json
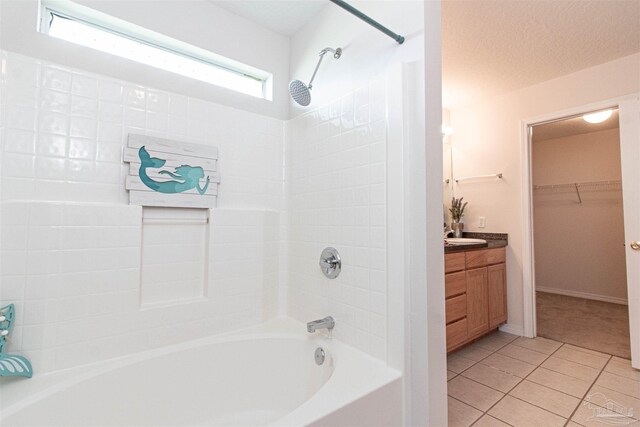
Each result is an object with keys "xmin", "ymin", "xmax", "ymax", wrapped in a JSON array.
[
  {"xmin": 138, "ymin": 146, "xmax": 210, "ymax": 195},
  {"xmin": 0, "ymin": 304, "xmax": 33, "ymax": 378}
]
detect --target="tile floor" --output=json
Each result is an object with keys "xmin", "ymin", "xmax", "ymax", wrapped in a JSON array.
[{"xmin": 447, "ymin": 330, "xmax": 640, "ymax": 426}]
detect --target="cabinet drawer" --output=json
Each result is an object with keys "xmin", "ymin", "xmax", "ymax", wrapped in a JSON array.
[
  {"xmin": 466, "ymin": 247, "xmax": 506, "ymax": 268},
  {"xmin": 445, "ymin": 271, "xmax": 466, "ymax": 298},
  {"xmin": 446, "ymin": 294, "xmax": 467, "ymax": 324},
  {"xmin": 446, "ymin": 318, "xmax": 468, "ymax": 352},
  {"xmin": 445, "ymin": 252, "xmax": 466, "ymax": 273}
]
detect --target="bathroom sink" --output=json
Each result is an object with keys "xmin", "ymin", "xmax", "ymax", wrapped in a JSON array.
[{"xmin": 445, "ymin": 238, "xmax": 487, "ymax": 245}]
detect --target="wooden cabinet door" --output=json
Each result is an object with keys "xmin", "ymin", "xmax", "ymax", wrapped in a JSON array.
[
  {"xmin": 488, "ymin": 263, "xmax": 507, "ymax": 328},
  {"xmin": 466, "ymin": 267, "xmax": 489, "ymax": 338}
]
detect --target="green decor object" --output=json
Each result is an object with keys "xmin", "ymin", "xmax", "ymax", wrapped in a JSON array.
[
  {"xmin": 0, "ymin": 304, "xmax": 33, "ymax": 378},
  {"xmin": 449, "ymin": 197, "xmax": 468, "ymax": 223},
  {"xmin": 138, "ymin": 146, "xmax": 210, "ymax": 195}
]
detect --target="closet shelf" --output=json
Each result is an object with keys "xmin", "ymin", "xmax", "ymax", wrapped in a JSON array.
[
  {"xmin": 533, "ymin": 180, "xmax": 622, "ymax": 205},
  {"xmin": 454, "ymin": 173, "xmax": 503, "ymax": 183}
]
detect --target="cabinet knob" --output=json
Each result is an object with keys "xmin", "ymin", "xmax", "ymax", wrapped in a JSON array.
[{"xmin": 631, "ymin": 241, "xmax": 640, "ymax": 251}]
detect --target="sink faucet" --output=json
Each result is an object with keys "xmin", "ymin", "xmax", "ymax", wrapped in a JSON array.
[
  {"xmin": 444, "ymin": 223, "xmax": 454, "ymax": 238},
  {"xmin": 307, "ymin": 316, "xmax": 335, "ymax": 333}
]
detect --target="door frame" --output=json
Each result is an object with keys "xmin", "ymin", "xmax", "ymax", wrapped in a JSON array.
[{"xmin": 520, "ymin": 94, "xmax": 640, "ymax": 351}]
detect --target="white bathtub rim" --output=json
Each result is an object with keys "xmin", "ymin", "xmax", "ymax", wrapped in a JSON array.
[
  {"xmin": 0, "ymin": 317, "xmax": 400, "ymax": 426},
  {"xmin": 0, "ymin": 326, "xmax": 320, "ymax": 417}
]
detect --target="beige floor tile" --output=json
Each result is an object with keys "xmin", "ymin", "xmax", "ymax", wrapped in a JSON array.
[
  {"xmin": 448, "ymin": 376, "xmax": 505, "ymax": 411},
  {"xmin": 454, "ymin": 343, "xmax": 493, "ymax": 362},
  {"xmin": 448, "ymin": 370, "xmax": 458, "ymax": 381},
  {"xmin": 493, "ymin": 330, "xmax": 519, "ymax": 343},
  {"xmin": 512, "ymin": 336, "xmax": 562, "ymax": 355},
  {"xmin": 480, "ymin": 353, "xmax": 537, "ymax": 378},
  {"xmin": 498, "ymin": 343, "xmax": 548, "ymax": 365},
  {"xmin": 585, "ymin": 384, "xmax": 640, "ymax": 419},
  {"xmin": 509, "ymin": 380, "xmax": 581, "ymax": 418},
  {"xmin": 564, "ymin": 344, "xmax": 610, "ymax": 358},
  {"xmin": 541, "ymin": 356, "xmax": 601, "ymax": 383},
  {"xmin": 566, "ymin": 422, "xmax": 583, "ymax": 427},
  {"xmin": 448, "ymin": 396, "xmax": 482, "ymax": 427},
  {"xmin": 595, "ymin": 371, "xmax": 640, "ymax": 398},
  {"xmin": 527, "ymin": 367, "xmax": 592, "ymax": 398},
  {"xmin": 461, "ymin": 362, "xmax": 523, "ymax": 393},
  {"xmin": 471, "ymin": 415, "xmax": 511, "ymax": 427},
  {"xmin": 572, "ymin": 400, "xmax": 639, "ymax": 426},
  {"xmin": 448, "ymin": 354, "xmax": 477, "ymax": 374},
  {"xmin": 488, "ymin": 395, "xmax": 566, "ymax": 427},
  {"xmin": 474, "ymin": 334, "xmax": 512, "ymax": 352},
  {"xmin": 555, "ymin": 345, "xmax": 609, "ymax": 370},
  {"xmin": 605, "ymin": 357, "xmax": 640, "ymax": 382}
]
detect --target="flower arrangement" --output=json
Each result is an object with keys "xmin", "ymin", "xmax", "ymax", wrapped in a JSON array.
[{"xmin": 449, "ymin": 197, "xmax": 468, "ymax": 223}]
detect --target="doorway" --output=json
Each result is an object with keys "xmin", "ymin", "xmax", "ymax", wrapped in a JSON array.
[
  {"xmin": 522, "ymin": 94, "xmax": 640, "ymax": 369},
  {"xmin": 530, "ymin": 109, "xmax": 630, "ymax": 358}
]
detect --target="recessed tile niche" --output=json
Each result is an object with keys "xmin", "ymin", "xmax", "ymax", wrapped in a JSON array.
[{"xmin": 140, "ymin": 207, "xmax": 209, "ymax": 307}]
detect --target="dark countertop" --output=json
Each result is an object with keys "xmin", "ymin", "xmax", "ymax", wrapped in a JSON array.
[{"xmin": 444, "ymin": 232, "xmax": 508, "ymax": 254}]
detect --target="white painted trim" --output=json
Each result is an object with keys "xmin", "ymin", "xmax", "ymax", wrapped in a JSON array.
[
  {"xmin": 520, "ymin": 93, "xmax": 639, "ymax": 344},
  {"xmin": 520, "ymin": 121, "xmax": 536, "ymax": 338},
  {"xmin": 499, "ymin": 323, "xmax": 524, "ymax": 336},
  {"xmin": 536, "ymin": 287, "xmax": 628, "ymax": 306},
  {"xmin": 618, "ymin": 96, "xmax": 640, "ymax": 368},
  {"xmin": 422, "ymin": 2, "xmax": 447, "ymax": 425}
]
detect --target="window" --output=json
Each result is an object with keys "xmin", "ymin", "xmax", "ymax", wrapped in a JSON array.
[{"xmin": 39, "ymin": 0, "xmax": 272, "ymax": 99}]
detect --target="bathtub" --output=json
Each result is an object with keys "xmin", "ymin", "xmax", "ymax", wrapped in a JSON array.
[{"xmin": 0, "ymin": 318, "xmax": 402, "ymax": 426}]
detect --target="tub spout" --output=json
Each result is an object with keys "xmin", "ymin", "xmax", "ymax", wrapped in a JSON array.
[{"xmin": 307, "ymin": 316, "xmax": 335, "ymax": 333}]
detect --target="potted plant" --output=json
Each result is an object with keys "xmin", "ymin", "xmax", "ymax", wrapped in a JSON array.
[{"xmin": 449, "ymin": 197, "xmax": 468, "ymax": 238}]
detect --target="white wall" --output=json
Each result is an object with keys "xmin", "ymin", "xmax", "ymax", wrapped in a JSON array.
[
  {"xmin": 0, "ymin": 50, "xmax": 284, "ymax": 373},
  {"xmin": 450, "ymin": 52, "xmax": 640, "ymax": 333},
  {"xmin": 533, "ymin": 128, "xmax": 627, "ymax": 303},
  {"xmin": 0, "ymin": 0, "xmax": 291, "ymax": 119}
]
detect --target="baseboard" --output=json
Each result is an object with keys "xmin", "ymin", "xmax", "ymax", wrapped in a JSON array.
[
  {"xmin": 499, "ymin": 323, "xmax": 524, "ymax": 336},
  {"xmin": 536, "ymin": 287, "xmax": 628, "ymax": 306}
]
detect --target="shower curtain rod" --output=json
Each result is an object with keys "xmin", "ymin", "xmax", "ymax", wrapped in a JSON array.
[{"xmin": 329, "ymin": 0, "xmax": 405, "ymax": 44}]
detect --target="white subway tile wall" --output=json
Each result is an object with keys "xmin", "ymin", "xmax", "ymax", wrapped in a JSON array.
[
  {"xmin": 285, "ymin": 79, "xmax": 388, "ymax": 360},
  {"xmin": 0, "ymin": 202, "xmax": 280, "ymax": 372},
  {"xmin": 1, "ymin": 51, "xmax": 284, "ymax": 208},
  {"xmin": 0, "ymin": 51, "xmax": 282, "ymax": 373},
  {"xmin": 0, "ymin": 50, "xmax": 390, "ymax": 373}
]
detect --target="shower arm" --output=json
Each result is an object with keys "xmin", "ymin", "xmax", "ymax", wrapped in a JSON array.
[{"xmin": 307, "ymin": 48, "xmax": 341, "ymax": 90}]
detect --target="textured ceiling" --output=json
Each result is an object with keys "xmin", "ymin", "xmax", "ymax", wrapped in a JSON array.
[
  {"xmin": 442, "ymin": 0, "xmax": 640, "ymax": 110},
  {"xmin": 533, "ymin": 109, "xmax": 619, "ymax": 142},
  {"xmin": 210, "ymin": 0, "xmax": 327, "ymax": 36}
]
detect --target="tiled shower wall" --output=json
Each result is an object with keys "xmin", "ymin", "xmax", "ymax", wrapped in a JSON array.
[
  {"xmin": 0, "ymin": 51, "xmax": 283, "ymax": 373},
  {"xmin": 1, "ymin": 49, "xmax": 392, "ymax": 372},
  {"xmin": 285, "ymin": 77, "xmax": 388, "ymax": 360}
]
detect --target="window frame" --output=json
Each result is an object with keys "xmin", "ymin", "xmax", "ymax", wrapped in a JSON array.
[{"xmin": 38, "ymin": 0, "xmax": 273, "ymax": 100}]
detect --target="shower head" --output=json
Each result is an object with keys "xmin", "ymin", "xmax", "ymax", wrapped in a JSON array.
[
  {"xmin": 289, "ymin": 80, "xmax": 311, "ymax": 106},
  {"xmin": 289, "ymin": 47, "xmax": 342, "ymax": 107}
]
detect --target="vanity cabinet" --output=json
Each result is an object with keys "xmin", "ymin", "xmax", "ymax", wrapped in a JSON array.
[{"xmin": 445, "ymin": 247, "xmax": 507, "ymax": 352}]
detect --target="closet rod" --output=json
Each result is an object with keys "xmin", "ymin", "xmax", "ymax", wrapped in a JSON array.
[{"xmin": 533, "ymin": 179, "xmax": 622, "ymax": 190}]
